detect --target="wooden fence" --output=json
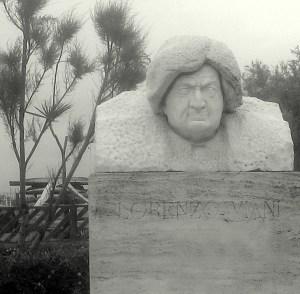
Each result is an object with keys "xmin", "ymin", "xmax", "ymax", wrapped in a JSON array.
[
  {"xmin": 0, "ymin": 194, "xmax": 16, "ymax": 207},
  {"xmin": 0, "ymin": 204, "xmax": 88, "ymax": 248}
]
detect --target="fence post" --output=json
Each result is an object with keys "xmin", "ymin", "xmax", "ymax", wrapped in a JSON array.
[
  {"xmin": 15, "ymin": 193, "xmax": 20, "ymax": 208},
  {"xmin": 70, "ymin": 204, "xmax": 77, "ymax": 238}
]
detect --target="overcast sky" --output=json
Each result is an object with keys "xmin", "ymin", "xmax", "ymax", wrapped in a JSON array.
[{"xmin": 1, "ymin": 0, "xmax": 300, "ymax": 192}]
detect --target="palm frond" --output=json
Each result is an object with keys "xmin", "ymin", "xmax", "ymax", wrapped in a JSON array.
[{"xmin": 34, "ymin": 100, "xmax": 71, "ymax": 122}]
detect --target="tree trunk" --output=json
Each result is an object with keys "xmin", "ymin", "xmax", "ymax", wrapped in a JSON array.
[
  {"xmin": 17, "ymin": 23, "xmax": 29, "ymax": 254},
  {"xmin": 61, "ymin": 136, "xmax": 68, "ymax": 203},
  {"xmin": 57, "ymin": 109, "xmax": 96, "ymax": 202}
]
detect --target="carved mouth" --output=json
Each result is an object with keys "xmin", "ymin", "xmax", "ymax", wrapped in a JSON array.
[{"xmin": 188, "ymin": 111, "xmax": 207, "ymax": 121}]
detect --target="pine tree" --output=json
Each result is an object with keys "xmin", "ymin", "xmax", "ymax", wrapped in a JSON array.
[
  {"xmin": 55, "ymin": 1, "xmax": 149, "ymax": 199},
  {"xmin": 0, "ymin": 0, "xmax": 93, "ymax": 252}
]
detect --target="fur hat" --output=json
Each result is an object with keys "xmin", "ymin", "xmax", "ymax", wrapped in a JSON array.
[{"xmin": 146, "ymin": 36, "xmax": 242, "ymax": 113}]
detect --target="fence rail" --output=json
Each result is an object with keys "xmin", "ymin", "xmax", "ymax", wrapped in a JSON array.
[
  {"xmin": 0, "ymin": 204, "xmax": 88, "ymax": 248},
  {"xmin": 0, "ymin": 194, "xmax": 16, "ymax": 207}
]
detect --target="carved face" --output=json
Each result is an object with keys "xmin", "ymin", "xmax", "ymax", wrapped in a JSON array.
[{"xmin": 162, "ymin": 65, "xmax": 224, "ymax": 143}]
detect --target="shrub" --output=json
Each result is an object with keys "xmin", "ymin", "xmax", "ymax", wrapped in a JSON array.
[{"xmin": 0, "ymin": 245, "xmax": 89, "ymax": 294}]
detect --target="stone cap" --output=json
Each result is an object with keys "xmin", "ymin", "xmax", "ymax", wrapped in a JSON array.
[{"xmin": 146, "ymin": 36, "xmax": 243, "ymax": 113}]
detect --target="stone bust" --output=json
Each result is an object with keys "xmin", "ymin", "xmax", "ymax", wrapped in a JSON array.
[{"xmin": 95, "ymin": 36, "xmax": 294, "ymax": 171}]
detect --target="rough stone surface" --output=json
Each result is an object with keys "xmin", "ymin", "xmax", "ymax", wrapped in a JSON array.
[{"xmin": 95, "ymin": 90, "xmax": 294, "ymax": 171}]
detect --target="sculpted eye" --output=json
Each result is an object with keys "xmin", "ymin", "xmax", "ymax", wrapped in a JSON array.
[
  {"xmin": 204, "ymin": 84, "xmax": 217, "ymax": 91},
  {"xmin": 177, "ymin": 86, "xmax": 190, "ymax": 94},
  {"xmin": 203, "ymin": 84, "xmax": 218, "ymax": 96}
]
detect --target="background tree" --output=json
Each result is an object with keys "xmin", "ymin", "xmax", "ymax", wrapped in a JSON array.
[
  {"xmin": 243, "ymin": 60, "xmax": 272, "ymax": 100},
  {"xmin": 0, "ymin": 0, "xmax": 93, "ymax": 251},
  {"xmin": 55, "ymin": 1, "xmax": 149, "ymax": 200},
  {"xmin": 242, "ymin": 48, "xmax": 300, "ymax": 170}
]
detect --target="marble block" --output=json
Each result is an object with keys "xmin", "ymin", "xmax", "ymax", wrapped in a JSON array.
[{"xmin": 95, "ymin": 90, "xmax": 293, "ymax": 172}]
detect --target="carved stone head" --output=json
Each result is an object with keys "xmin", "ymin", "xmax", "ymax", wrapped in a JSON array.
[
  {"xmin": 146, "ymin": 36, "xmax": 242, "ymax": 143},
  {"xmin": 162, "ymin": 65, "xmax": 223, "ymax": 142}
]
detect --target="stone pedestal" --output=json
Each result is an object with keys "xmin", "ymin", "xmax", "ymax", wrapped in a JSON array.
[{"xmin": 89, "ymin": 172, "xmax": 300, "ymax": 294}]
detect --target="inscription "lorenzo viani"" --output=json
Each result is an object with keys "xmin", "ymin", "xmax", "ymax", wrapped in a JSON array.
[{"xmin": 96, "ymin": 199, "xmax": 280, "ymax": 221}]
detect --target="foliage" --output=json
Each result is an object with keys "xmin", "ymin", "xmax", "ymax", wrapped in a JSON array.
[
  {"xmin": 0, "ymin": 245, "xmax": 89, "ymax": 294},
  {"xmin": 242, "ymin": 48, "xmax": 300, "ymax": 169},
  {"xmin": 55, "ymin": 0, "xmax": 150, "ymax": 201},
  {"xmin": 93, "ymin": 1, "xmax": 148, "ymax": 96},
  {"xmin": 68, "ymin": 119, "xmax": 85, "ymax": 150},
  {"xmin": 1, "ymin": 0, "xmax": 148, "ymax": 215},
  {"xmin": 0, "ymin": 0, "xmax": 93, "ymax": 252},
  {"xmin": 242, "ymin": 60, "xmax": 272, "ymax": 100},
  {"xmin": 0, "ymin": 0, "xmax": 93, "ymax": 169},
  {"xmin": 68, "ymin": 44, "xmax": 95, "ymax": 79}
]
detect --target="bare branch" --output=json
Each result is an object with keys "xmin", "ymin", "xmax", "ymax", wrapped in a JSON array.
[
  {"xmin": 96, "ymin": 75, "xmax": 109, "ymax": 106},
  {"xmin": 2, "ymin": 1, "xmax": 23, "ymax": 31},
  {"xmin": 52, "ymin": 142, "xmax": 76, "ymax": 186},
  {"xmin": 25, "ymin": 110, "xmax": 45, "ymax": 119},
  {"xmin": 27, "ymin": 41, "xmax": 39, "ymax": 60},
  {"xmin": 49, "ymin": 123, "xmax": 64, "ymax": 154},
  {"xmin": 25, "ymin": 120, "xmax": 49, "ymax": 166},
  {"xmin": 11, "ymin": 131, "xmax": 20, "ymax": 162},
  {"xmin": 56, "ymin": 75, "xmax": 77, "ymax": 105},
  {"xmin": 14, "ymin": 111, "xmax": 20, "ymax": 128},
  {"xmin": 4, "ymin": 111, "xmax": 20, "ymax": 162},
  {"xmin": 65, "ymin": 144, "xmax": 76, "ymax": 161},
  {"xmin": 52, "ymin": 45, "xmax": 64, "ymax": 105},
  {"xmin": 25, "ymin": 68, "xmax": 47, "ymax": 111}
]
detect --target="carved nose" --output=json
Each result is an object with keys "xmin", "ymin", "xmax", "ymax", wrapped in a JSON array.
[{"xmin": 190, "ymin": 88, "xmax": 205, "ymax": 109}]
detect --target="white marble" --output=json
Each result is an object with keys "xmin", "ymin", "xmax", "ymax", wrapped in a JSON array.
[
  {"xmin": 147, "ymin": 36, "xmax": 243, "ymax": 114},
  {"xmin": 95, "ymin": 90, "xmax": 293, "ymax": 171},
  {"xmin": 95, "ymin": 35, "xmax": 293, "ymax": 171},
  {"xmin": 161, "ymin": 65, "xmax": 224, "ymax": 143}
]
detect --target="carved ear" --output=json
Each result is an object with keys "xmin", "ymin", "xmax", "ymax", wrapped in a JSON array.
[
  {"xmin": 161, "ymin": 100, "xmax": 168, "ymax": 117},
  {"xmin": 159, "ymin": 82, "xmax": 173, "ymax": 115},
  {"xmin": 221, "ymin": 78, "xmax": 242, "ymax": 112}
]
